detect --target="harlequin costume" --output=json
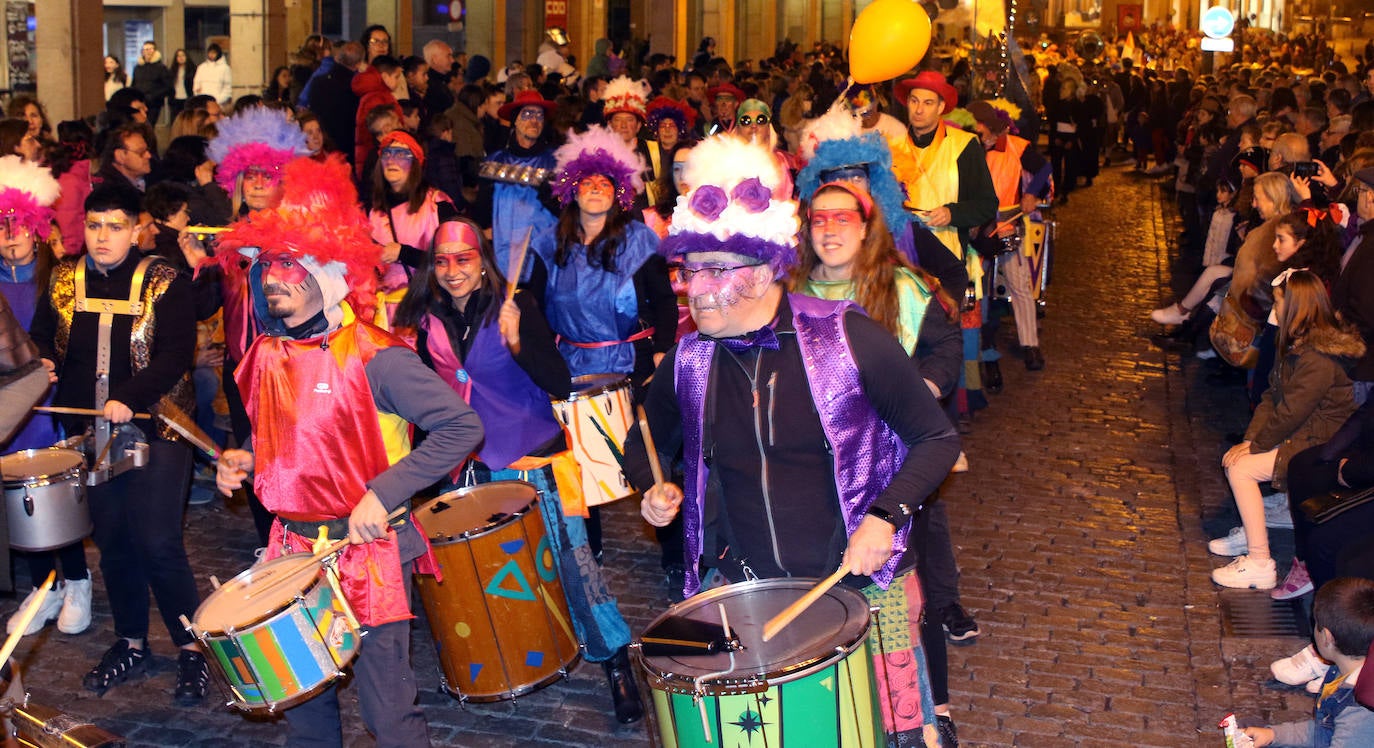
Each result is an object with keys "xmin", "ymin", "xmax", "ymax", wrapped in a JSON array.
[
  {"xmin": 214, "ymin": 155, "xmax": 483, "ymax": 745},
  {"xmin": 630, "ymin": 135, "xmax": 962, "ymax": 747}
]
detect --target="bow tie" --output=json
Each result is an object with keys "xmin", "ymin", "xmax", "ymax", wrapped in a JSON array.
[{"xmin": 713, "ymin": 326, "xmax": 781, "ymax": 353}]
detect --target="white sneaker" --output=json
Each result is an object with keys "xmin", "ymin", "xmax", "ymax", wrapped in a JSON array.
[
  {"xmin": 57, "ymin": 574, "xmax": 93, "ymax": 635},
  {"xmin": 8, "ymin": 584, "xmax": 64, "ymax": 636},
  {"xmin": 1271, "ymin": 644, "xmax": 1330, "ymax": 686},
  {"xmin": 1208, "ymin": 526, "xmax": 1248, "ymax": 557},
  {"xmin": 1211, "ymin": 555, "xmax": 1277, "ymax": 589},
  {"xmin": 1150, "ymin": 304, "xmax": 1190, "ymax": 325}
]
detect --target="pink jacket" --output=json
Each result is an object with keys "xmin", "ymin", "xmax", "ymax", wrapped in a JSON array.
[
  {"xmin": 55, "ymin": 160, "xmax": 92, "ymax": 256},
  {"xmin": 369, "ymin": 187, "xmax": 451, "ymax": 292}
]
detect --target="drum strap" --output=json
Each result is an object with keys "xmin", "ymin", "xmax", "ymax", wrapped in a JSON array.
[
  {"xmin": 75, "ymin": 257, "xmax": 155, "ymax": 453},
  {"xmin": 560, "ymin": 326, "xmax": 655, "ymax": 349},
  {"xmin": 280, "ymin": 503, "xmax": 413, "ymax": 541}
]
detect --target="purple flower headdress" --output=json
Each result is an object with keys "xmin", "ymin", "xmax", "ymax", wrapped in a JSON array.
[
  {"xmin": 0, "ymin": 155, "xmax": 60, "ymax": 241},
  {"xmin": 207, "ymin": 107, "xmax": 309, "ymax": 193},
  {"xmin": 661, "ymin": 135, "xmax": 800, "ymax": 279},
  {"xmin": 550, "ymin": 125, "xmax": 646, "ymax": 210}
]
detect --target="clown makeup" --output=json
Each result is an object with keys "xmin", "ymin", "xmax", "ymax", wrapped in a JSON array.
[
  {"xmin": 809, "ymin": 189, "xmax": 868, "ymax": 281},
  {"xmin": 0, "ymin": 221, "xmax": 36, "ymax": 268},
  {"xmin": 242, "ymin": 167, "xmax": 285, "ymax": 211},
  {"xmin": 575, "ymin": 174, "xmax": 615, "ymax": 216},
  {"xmin": 381, "ymin": 146, "xmax": 415, "ymax": 190},
  {"xmin": 257, "ymin": 252, "xmax": 321, "ymax": 325},
  {"xmin": 682, "ymin": 258, "xmax": 768, "ymax": 336},
  {"xmin": 434, "ymin": 247, "xmax": 483, "ymax": 307},
  {"xmin": 1273, "ymin": 224, "xmax": 1304, "ymax": 264}
]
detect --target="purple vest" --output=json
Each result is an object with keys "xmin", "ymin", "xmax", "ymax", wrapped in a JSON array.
[
  {"xmin": 428, "ymin": 316, "xmax": 563, "ymax": 470},
  {"xmin": 674, "ymin": 294, "xmax": 911, "ymax": 597}
]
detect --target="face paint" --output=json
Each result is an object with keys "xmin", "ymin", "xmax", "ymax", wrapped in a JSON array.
[
  {"xmin": 257, "ymin": 253, "xmax": 311, "ymax": 286},
  {"xmin": 684, "ymin": 262, "xmax": 762, "ymax": 316}
]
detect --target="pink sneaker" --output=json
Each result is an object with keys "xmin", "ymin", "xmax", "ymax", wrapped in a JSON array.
[{"xmin": 1271, "ymin": 559, "xmax": 1314, "ymax": 601}]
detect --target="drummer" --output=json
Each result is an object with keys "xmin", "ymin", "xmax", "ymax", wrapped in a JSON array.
[
  {"xmin": 213, "ymin": 155, "xmax": 483, "ymax": 747},
  {"xmin": 393, "ymin": 211, "xmax": 644, "ymax": 724},
  {"xmin": 624, "ymin": 137, "xmax": 963, "ymax": 748},
  {"xmin": 27, "ymin": 185, "xmax": 206, "ymax": 703}
]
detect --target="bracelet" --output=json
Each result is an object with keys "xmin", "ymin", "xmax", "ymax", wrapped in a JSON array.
[{"xmin": 865, "ymin": 505, "xmax": 907, "ymax": 530}]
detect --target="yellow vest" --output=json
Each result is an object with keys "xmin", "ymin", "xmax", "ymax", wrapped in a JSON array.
[{"xmin": 905, "ymin": 122, "xmax": 978, "ymax": 260}]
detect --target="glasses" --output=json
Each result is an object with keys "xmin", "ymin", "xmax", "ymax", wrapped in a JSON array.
[
  {"xmin": 737, "ymin": 114, "xmax": 770, "ymax": 127},
  {"xmin": 517, "ymin": 108, "xmax": 545, "ymax": 121},
  {"xmin": 368, "ymin": 37, "xmax": 389, "ymax": 46},
  {"xmin": 119, "ymin": 145, "xmax": 150, "ymax": 157},
  {"xmin": 809, "ymin": 209, "xmax": 864, "ymax": 231},
  {"xmin": 380, "ymin": 147, "xmax": 416, "ymax": 163},
  {"xmin": 678, "ymin": 263, "xmax": 763, "ymax": 283}
]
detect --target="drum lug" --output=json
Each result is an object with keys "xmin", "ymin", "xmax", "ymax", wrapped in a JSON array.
[{"xmin": 22, "ymin": 491, "xmax": 34, "ymax": 517}]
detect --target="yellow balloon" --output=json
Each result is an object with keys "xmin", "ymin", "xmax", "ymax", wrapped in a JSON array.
[{"xmin": 849, "ymin": 0, "xmax": 933, "ymax": 84}]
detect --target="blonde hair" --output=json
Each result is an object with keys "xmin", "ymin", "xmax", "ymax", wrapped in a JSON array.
[{"xmin": 1252, "ymin": 172, "xmax": 1298, "ymax": 218}]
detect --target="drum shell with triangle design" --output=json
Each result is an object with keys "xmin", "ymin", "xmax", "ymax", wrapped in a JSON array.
[{"xmin": 414, "ymin": 481, "xmax": 581, "ymax": 701}]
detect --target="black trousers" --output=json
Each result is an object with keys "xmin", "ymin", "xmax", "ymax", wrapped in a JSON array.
[
  {"xmin": 1286, "ymin": 445, "xmax": 1374, "ymax": 591},
  {"xmin": 88, "ymin": 438, "xmax": 199, "ymax": 647},
  {"xmin": 913, "ymin": 498, "xmax": 956, "ymax": 706}
]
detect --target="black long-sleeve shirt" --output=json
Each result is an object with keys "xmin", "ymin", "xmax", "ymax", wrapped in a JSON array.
[
  {"xmin": 909, "ymin": 127, "xmax": 998, "ymax": 249},
  {"xmin": 623, "ymin": 294, "xmax": 961, "ymax": 582},
  {"xmin": 30, "ymin": 254, "xmax": 196, "ymax": 425}
]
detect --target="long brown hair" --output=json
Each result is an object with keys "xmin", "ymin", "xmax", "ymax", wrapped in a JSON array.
[
  {"xmin": 792, "ymin": 184, "xmax": 955, "ymax": 336},
  {"xmin": 1274, "ymin": 269, "xmax": 1341, "ymax": 356}
]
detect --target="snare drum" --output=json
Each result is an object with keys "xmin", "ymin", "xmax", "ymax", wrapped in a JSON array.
[
  {"xmin": 185, "ymin": 554, "xmax": 361, "ymax": 712},
  {"xmin": 550, "ymin": 373, "xmax": 634, "ymax": 506},
  {"xmin": 1, "ymin": 448, "xmax": 91, "ymax": 551},
  {"xmin": 414, "ymin": 481, "xmax": 580, "ymax": 701},
  {"xmin": 637, "ymin": 579, "xmax": 882, "ymax": 747}
]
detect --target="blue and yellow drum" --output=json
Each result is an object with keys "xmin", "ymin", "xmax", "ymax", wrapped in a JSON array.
[{"xmin": 637, "ymin": 579, "xmax": 882, "ymax": 747}]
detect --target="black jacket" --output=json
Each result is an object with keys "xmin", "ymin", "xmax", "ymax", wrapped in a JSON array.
[{"xmin": 132, "ymin": 59, "xmax": 171, "ymax": 107}]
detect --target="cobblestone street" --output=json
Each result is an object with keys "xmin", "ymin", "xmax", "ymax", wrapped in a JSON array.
[{"xmin": 1, "ymin": 165, "xmax": 1324, "ymax": 746}]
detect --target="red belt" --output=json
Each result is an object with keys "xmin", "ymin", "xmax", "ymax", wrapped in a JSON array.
[{"xmin": 562, "ymin": 327, "xmax": 656, "ymax": 349}]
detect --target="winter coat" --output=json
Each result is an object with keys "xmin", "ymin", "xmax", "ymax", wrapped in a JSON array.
[
  {"xmin": 1245, "ymin": 325, "xmax": 1364, "ymax": 489},
  {"xmin": 352, "ymin": 68, "xmax": 401, "ymax": 174},
  {"xmin": 193, "ymin": 56, "xmax": 232, "ymax": 104},
  {"xmin": 54, "ymin": 160, "xmax": 92, "ymax": 256},
  {"xmin": 1231, "ymin": 215, "xmax": 1282, "ymax": 318},
  {"xmin": 1333, "ymin": 221, "xmax": 1374, "ymax": 381},
  {"xmin": 132, "ymin": 52, "xmax": 171, "ymax": 108}
]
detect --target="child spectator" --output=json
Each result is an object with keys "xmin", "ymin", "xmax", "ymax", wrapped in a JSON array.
[{"xmin": 1242, "ymin": 577, "xmax": 1374, "ymax": 746}]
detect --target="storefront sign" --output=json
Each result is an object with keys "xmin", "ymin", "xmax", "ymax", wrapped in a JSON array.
[{"xmin": 5, "ymin": 2, "xmax": 34, "ymax": 90}]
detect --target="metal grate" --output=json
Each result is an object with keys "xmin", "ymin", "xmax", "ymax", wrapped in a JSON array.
[{"xmin": 1219, "ymin": 590, "xmax": 1310, "ymax": 638}]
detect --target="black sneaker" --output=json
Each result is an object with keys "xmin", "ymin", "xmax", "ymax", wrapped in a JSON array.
[
  {"xmin": 937, "ymin": 713, "xmax": 959, "ymax": 747},
  {"xmin": 174, "ymin": 649, "xmax": 210, "ymax": 706},
  {"xmin": 83, "ymin": 640, "xmax": 149, "ymax": 694},
  {"xmin": 939, "ymin": 604, "xmax": 981, "ymax": 645}
]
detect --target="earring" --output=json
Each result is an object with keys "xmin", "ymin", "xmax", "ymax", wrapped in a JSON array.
[{"xmin": 481, "ymin": 270, "xmax": 486, "ymax": 276}]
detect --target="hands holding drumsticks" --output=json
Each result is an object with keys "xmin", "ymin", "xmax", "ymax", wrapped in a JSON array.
[{"xmin": 218, "ymin": 450, "xmax": 395, "ymax": 545}]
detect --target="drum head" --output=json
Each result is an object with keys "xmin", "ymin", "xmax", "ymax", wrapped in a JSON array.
[
  {"xmin": 568, "ymin": 373, "xmax": 628, "ymax": 399},
  {"xmin": 416, "ymin": 481, "xmax": 537, "ymax": 540},
  {"xmin": 639, "ymin": 579, "xmax": 871, "ymax": 687},
  {"xmin": 1, "ymin": 449, "xmax": 84, "ymax": 482},
  {"xmin": 193, "ymin": 554, "xmax": 323, "ymax": 633}
]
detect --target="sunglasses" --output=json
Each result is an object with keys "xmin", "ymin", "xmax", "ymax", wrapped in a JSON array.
[
  {"xmin": 737, "ymin": 114, "xmax": 770, "ymax": 127},
  {"xmin": 517, "ymin": 108, "xmax": 546, "ymax": 121}
]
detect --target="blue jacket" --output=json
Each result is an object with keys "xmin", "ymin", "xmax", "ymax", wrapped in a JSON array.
[{"xmin": 1271, "ymin": 666, "xmax": 1374, "ymax": 748}]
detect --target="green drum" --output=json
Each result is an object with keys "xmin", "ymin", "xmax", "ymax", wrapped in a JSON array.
[{"xmin": 636, "ymin": 579, "xmax": 882, "ymax": 747}]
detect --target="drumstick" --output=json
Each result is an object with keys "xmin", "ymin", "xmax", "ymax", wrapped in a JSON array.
[
  {"xmin": 761, "ymin": 565, "xmax": 849, "ymax": 642},
  {"xmin": 33, "ymin": 406, "xmax": 152, "ymax": 420},
  {"xmin": 0, "ymin": 572, "xmax": 56, "ymax": 664},
  {"xmin": 242, "ymin": 506, "xmax": 411, "ymax": 601},
  {"xmin": 505, "ymin": 227, "xmax": 532, "ymax": 303},
  {"xmin": 636, "ymin": 405, "xmax": 664, "ymax": 487}
]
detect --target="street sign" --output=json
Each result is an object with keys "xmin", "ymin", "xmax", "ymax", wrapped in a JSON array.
[
  {"xmin": 1200, "ymin": 6, "xmax": 1235, "ymax": 39},
  {"xmin": 1200, "ymin": 37, "xmax": 1235, "ymax": 52}
]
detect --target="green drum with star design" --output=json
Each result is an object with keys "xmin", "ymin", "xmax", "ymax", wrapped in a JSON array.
[{"xmin": 636, "ymin": 578, "xmax": 882, "ymax": 747}]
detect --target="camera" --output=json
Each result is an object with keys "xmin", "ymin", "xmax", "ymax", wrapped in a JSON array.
[{"xmin": 1291, "ymin": 161, "xmax": 1319, "ymax": 178}]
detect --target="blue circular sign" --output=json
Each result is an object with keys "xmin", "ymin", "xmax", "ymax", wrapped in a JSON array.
[{"xmin": 1200, "ymin": 7, "xmax": 1235, "ymax": 39}]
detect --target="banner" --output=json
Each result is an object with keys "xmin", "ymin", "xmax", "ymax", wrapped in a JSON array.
[{"xmin": 5, "ymin": 2, "xmax": 34, "ymax": 91}]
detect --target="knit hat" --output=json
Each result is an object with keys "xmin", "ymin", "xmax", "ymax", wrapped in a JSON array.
[
  {"xmin": 550, "ymin": 125, "xmax": 646, "ymax": 210},
  {"xmin": 464, "ymin": 54, "xmax": 492, "ymax": 84},
  {"xmin": 206, "ymin": 107, "xmax": 309, "ymax": 194},
  {"xmin": 212, "ymin": 154, "xmax": 380, "ymax": 328},
  {"xmin": 661, "ymin": 135, "xmax": 800, "ymax": 279},
  {"xmin": 602, "ymin": 75, "xmax": 651, "ymax": 121},
  {"xmin": 796, "ymin": 106, "xmax": 911, "ymax": 240},
  {"xmin": 0, "ymin": 155, "xmax": 60, "ymax": 241}
]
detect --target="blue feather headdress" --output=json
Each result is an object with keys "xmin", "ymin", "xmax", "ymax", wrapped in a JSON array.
[{"xmin": 795, "ymin": 107, "xmax": 912, "ymax": 239}]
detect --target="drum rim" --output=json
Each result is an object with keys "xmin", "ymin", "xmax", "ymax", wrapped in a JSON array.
[
  {"xmin": 190, "ymin": 553, "xmax": 327, "ymax": 636},
  {"xmin": 635, "ymin": 578, "xmax": 872, "ymax": 691},
  {"xmin": 1, "ymin": 448, "xmax": 86, "ymax": 484},
  {"xmin": 416, "ymin": 481, "xmax": 538, "ymax": 545},
  {"xmin": 222, "ymin": 647, "xmax": 360, "ymax": 713},
  {"xmin": 553, "ymin": 373, "xmax": 631, "ymax": 403},
  {"xmin": 435, "ymin": 652, "xmax": 584, "ymax": 703}
]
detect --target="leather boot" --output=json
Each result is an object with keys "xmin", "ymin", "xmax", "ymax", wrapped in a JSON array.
[
  {"xmin": 1024, "ymin": 346, "xmax": 1045, "ymax": 371},
  {"xmin": 603, "ymin": 646, "xmax": 643, "ymax": 724},
  {"xmin": 981, "ymin": 360, "xmax": 1003, "ymax": 394}
]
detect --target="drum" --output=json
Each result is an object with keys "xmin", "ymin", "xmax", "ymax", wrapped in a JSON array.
[
  {"xmin": 10, "ymin": 701, "xmax": 125, "ymax": 747},
  {"xmin": 550, "ymin": 373, "xmax": 634, "ymax": 506},
  {"xmin": 184, "ymin": 553, "xmax": 361, "ymax": 712},
  {"xmin": 1, "ymin": 448, "xmax": 91, "ymax": 552},
  {"xmin": 637, "ymin": 579, "xmax": 883, "ymax": 748},
  {"xmin": 414, "ymin": 481, "xmax": 580, "ymax": 702}
]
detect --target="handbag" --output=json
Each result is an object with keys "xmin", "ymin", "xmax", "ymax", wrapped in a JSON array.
[
  {"xmin": 1298, "ymin": 485, "xmax": 1374, "ymax": 525},
  {"xmin": 1208, "ymin": 292, "xmax": 1260, "ymax": 369}
]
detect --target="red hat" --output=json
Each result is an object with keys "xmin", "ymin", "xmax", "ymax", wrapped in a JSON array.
[
  {"xmin": 893, "ymin": 71, "xmax": 957, "ymax": 115},
  {"xmin": 706, "ymin": 83, "xmax": 747, "ymax": 102},
  {"xmin": 498, "ymin": 90, "xmax": 557, "ymax": 122},
  {"xmin": 378, "ymin": 131, "xmax": 425, "ymax": 166}
]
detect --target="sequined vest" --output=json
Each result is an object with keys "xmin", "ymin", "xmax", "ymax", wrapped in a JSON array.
[{"xmin": 673, "ymin": 294, "xmax": 910, "ymax": 597}]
